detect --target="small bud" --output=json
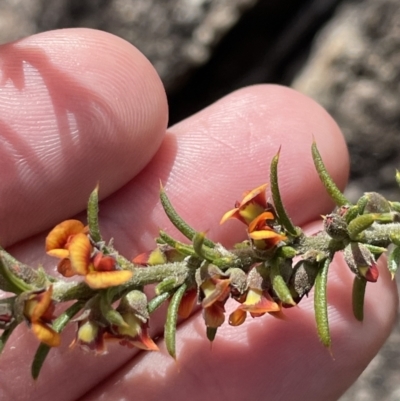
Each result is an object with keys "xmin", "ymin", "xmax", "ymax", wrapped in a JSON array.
[
  {"xmin": 226, "ymin": 268, "xmax": 248, "ymax": 296},
  {"xmin": 361, "ymin": 192, "xmax": 391, "ymax": 214},
  {"xmin": 119, "ymin": 290, "xmax": 149, "ymax": 321},
  {"xmin": 344, "ymin": 243, "xmax": 379, "ymax": 282},
  {"xmin": 289, "ymin": 261, "xmax": 319, "ymax": 302},
  {"xmin": 323, "ymin": 213, "xmax": 349, "ymax": 241},
  {"xmin": 0, "ymin": 298, "xmax": 16, "ymax": 330}
]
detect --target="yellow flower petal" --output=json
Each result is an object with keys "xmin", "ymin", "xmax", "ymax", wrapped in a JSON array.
[
  {"xmin": 118, "ymin": 313, "xmax": 142, "ymax": 337},
  {"xmin": 32, "ymin": 322, "xmax": 61, "ymax": 347},
  {"xmin": 31, "ymin": 286, "xmax": 53, "ymax": 322},
  {"xmin": 220, "ymin": 208, "xmax": 239, "ymax": 225},
  {"xmin": 68, "ymin": 233, "xmax": 92, "ymax": 275},
  {"xmin": 85, "ymin": 270, "xmax": 133, "ymax": 289},
  {"xmin": 220, "ymin": 184, "xmax": 269, "ymax": 226},
  {"xmin": 243, "ymin": 288, "xmax": 262, "ymax": 306},
  {"xmin": 148, "ymin": 248, "xmax": 168, "ymax": 265},
  {"xmin": 249, "ymin": 230, "xmax": 286, "ymax": 241},
  {"xmin": 46, "ymin": 249, "xmax": 69, "ymax": 259},
  {"xmin": 240, "ymin": 183, "xmax": 268, "ymax": 206},
  {"xmin": 239, "ymin": 203, "xmax": 266, "ymax": 225},
  {"xmin": 248, "ymin": 211, "xmax": 275, "ymax": 233},
  {"xmin": 45, "ymin": 220, "xmax": 86, "ymax": 252},
  {"xmin": 77, "ymin": 321, "xmax": 99, "ymax": 344}
]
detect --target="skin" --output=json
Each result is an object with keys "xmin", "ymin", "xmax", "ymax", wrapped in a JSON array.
[{"xmin": 0, "ymin": 28, "xmax": 397, "ymax": 401}]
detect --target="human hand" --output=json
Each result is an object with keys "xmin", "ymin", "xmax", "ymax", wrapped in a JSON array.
[{"xmin": 0, "ymin": 28, "xmax": 397, "ymax": 401}]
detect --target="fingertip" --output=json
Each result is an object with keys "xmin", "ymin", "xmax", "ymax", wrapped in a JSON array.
[
  {"xmin": 0, "ymin": 28, "xmax": 168, "ymax": 246},
  {"xmin": 167, "ymin": 84, "xmax": 349, "ymax": 239}
]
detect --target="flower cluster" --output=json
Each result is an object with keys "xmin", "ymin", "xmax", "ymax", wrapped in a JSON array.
[
  {"xmin": 71, "ymin": 290, "xmax": 158, "ymax": 354},
  {"xmin": 45, "ymin": 220, "xmax": 132, "ymax": 289},
  {"xmin": 220, "ymin": 183, "xmax": 287, "ymax": 250}
]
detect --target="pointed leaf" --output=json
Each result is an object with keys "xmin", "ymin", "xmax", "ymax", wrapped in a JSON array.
[
  {"xmin": 312, "ymin": 142, "xmax": 349, "ymax": 207},
  {"xmin": 147, "ymin": 292, "xmax": 170, "ymax": 314},
  {"xmin": 314, "ymin": 258, "xmax": 331, "ymax": 348},
  {"xmin": 270, "ymin": 149, "xmax": 299, "ymax": 236},
  {"xmin": 164, "ymin": 283, "xmax": 187, "ymax": 359},
  {"xmin": 271, "ymin": 259, "xmax": 296, "ymax": 306},
  {"xmin": 88, "ymin": 185, "xmax": 102, "ymax": 243},
  {"xmin": 160, "ymin": 183, "xmax": 215, "ymax": 248}
]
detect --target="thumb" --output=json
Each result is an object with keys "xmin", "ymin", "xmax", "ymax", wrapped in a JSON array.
[{"xmin": 0, "ymin": 28, "xmax": 168, "ymax": 247}]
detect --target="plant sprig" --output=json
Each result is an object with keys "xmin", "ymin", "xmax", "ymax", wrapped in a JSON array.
[{"xmin": 0, "ymin": 142, "xmax": 398, "ymax": 379}]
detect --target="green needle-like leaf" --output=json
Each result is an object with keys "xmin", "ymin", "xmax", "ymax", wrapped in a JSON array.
[
  {"xmin": 158, "ymin": 230, "xmax": 196, "ymax": 257},
  {"xmin": 314, "ymin": 258, "xmax": 331, "ymax": 348},
  {"xmin": 312, "ymin": 142, "xmax": 349, "ymax": 207},
  {"xmin": 31, "ymin": 343, "xmax": 51, "ymax": 381},
  {"xmin": 352, "ymin": 276, "xmax": 367, "ymax": 321},
  {"xmin": 155, "ymin": 278, "xmax": 179, "ymax": 295},
  {"xmin": 347, "ymin": 214, "xmax": 376, "ymax": 240},
  {"xmin": 164, "ymin": 283, "xmax": 187, "ymax": 359},
  {"xmin": 148, "ymin": 292, "xmax": 170, "ymax": 314},
  {"xmin": 87, "ymin": 185, "xmax": 102, "ymax": 243},
  {"xmin": 160, "ymin": 184, "xmax": 215, "ymax": 248},
  {"xmin": 271, "ymin": 259, "xmax": 296, "ymax": 306},
  {"xmin": 270, "ymin": 149, "xmax": 299, "ymax": 236}
]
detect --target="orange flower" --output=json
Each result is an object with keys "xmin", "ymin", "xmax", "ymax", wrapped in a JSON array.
[
  {"xmin": 133, "ymin": 246, "xmax": 184, "ymax": 266},
  {"xmin": 220, "ymin": 184, "xmax": 269, "ymax": 226},
  {"xmin": 46, "ymin": 219, "xmax": 87, "ymax": 259},
  {"xmin": 229, "ymin": 288, "xmax": 281, "ymax": 326},
  {"xmin": 46, "ymin": 221, "xmax": 132, "ymax": 289},
  {"xmin": 23, "ymin": 286, "xmax": 61, "ymax": 347},
  {"xmin": 200, "ymin": 277, "xmax": 231, "ymax": 328},
  {"xmin": 71, "ymin": 319, "xmax": 107, "ymax": 354},
  {"xmin": 221, "ymin": 185, "xmax": 286, "ymax": 250},
  {"xmin": 248, "ymin": 212, "xmax": 287, "ymax": 250},
  {"xmin": 72, "ymin": 313, "xmax": 158, "ymax": 354},
  {"xmin": 107, "ymin": 312, "xmax": 159, "ymax": 351}
]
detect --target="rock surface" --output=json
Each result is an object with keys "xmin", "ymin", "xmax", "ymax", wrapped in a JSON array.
[
  {"xmin": 292, "ymin": 0, "xmax": 400, "ymax": 400},
  {"xmin": 293, "ymin": 0, "xmax": 400, "ymax": 202},
  {"xmin": 0, "ymin": 0, "xmax": 256, "ymax": 91}
]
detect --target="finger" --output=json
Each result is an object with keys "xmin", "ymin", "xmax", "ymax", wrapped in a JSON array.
[
  {"xmin": 3, "ymin": 85, "xmax": 353, "ymax": 401},
  {"xmin": 83, "ymin": 242, "xmax": 397, "ymax": 401},
  {"xmin": 0, "ymin": 28, "xmax": 168, "ymax": 247}
]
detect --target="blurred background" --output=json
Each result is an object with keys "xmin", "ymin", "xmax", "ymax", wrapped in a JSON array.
[{"xmin": 1, "ymin": 0, "xmax": 399, "ymax": 399}]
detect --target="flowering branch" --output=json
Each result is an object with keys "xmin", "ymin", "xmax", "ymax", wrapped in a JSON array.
[{"xmin": 0, "ymin": 142, "xmax": 399, "ymax": 379}]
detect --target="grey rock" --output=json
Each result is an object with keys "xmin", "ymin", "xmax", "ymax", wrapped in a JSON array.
[
  {"xmin": 293, "ymin": 0, "xmax": 400, "ymax": 202},
  {"xmin": 292, "ymin": 1, "xmax": 400, "ymax": 400},
  {"xmin": 0, "ymin": 0, "xmax": 257, "ymax": 91}
]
